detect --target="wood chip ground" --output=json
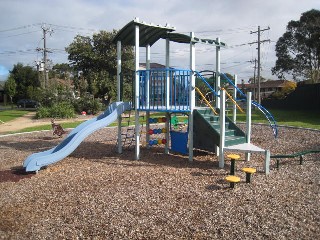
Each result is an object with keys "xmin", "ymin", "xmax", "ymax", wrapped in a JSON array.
[{"xmin": 0, "ymin": 125, "xmax": 319, "ymax": 239}]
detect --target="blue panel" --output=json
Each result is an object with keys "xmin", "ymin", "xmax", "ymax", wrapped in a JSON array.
[{"xmin": 170, "ymin": 131, "xmax": 188, "ymax": 154}]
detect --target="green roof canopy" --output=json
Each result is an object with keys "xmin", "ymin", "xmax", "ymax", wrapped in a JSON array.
[
  {"xmin": 163, "ymin": 33, "xmax": 226, "ymax": 46},
  {"xmin": 113, "ymin": 18, "xmax": 226, "ymax": 47},
  {"xmin": 113, "ymin": 18, "xmax": 175, "ymax": 47}
]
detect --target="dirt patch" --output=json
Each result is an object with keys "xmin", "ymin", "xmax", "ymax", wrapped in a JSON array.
[{"xmin": 0, "ymin": 167, "xmax": 35, "ymax": 183}]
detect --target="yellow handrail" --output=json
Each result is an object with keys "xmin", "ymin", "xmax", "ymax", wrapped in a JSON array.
[
  {"xmin": 195, "ymin": 87, "xmax": 218, "ymax": 115},
  {"xmin": 220, "ymin": 87, "xmax": 245, "ymax": 113}
]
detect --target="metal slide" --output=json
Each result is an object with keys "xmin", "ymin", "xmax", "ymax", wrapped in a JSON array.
[
  {"xmin": 220, "ymin": 73, "xmax": 278, "ymax": 138},
  {"xmin": 23, "ymin": 102, "xmax": 131, "ymax": 172}
]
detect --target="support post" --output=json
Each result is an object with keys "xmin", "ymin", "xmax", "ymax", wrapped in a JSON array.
[
  {"xmin": 188, "ymin": 32, "xmax": 196, "ymax": 162},
  {"xmin": 215, "ymin": 38, "xmax": 221, "ymax": 156},
  {"xmin": 219, "ymin": 90, "xmax": 226, "ymax": 168},
  {"xmin": 146, "ymin": 111, "xmax": 150, "ymax": 149},
  {"xmin": 264, "ymin": 150, "xmax": 270, "ymax": 175},
  {"xmin": 165, "ymin": 38, "xmax": 170, "ymax": 110},
  {"xmin": 246, "ymin": 92, "xmax": 252, "ymax": 161},
  {"xmin": 165, "ymin": 112, "xmax": 170, "ymax": 154},
  {"xmin": 145, "ymin": 45, "xmax": 150, "ymax": 149},
  {"xmin": 146, "ymin": 44, "xmax": 150, "ymax": 109},
  {"xmin": 134, "ymin": 21, "xmax": 140, "ymax": 160},
  {"xmin": 232, "ymin": 74, "xmax": 237, "ymax": 123},
  {"xmin": 215, "ymin": 37, "xmax": 221, "ymax": 109},
  {"xmin": 117, "ymin": 41, "xmax": 122, "ymax": 154}
]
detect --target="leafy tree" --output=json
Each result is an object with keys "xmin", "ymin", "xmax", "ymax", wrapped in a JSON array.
[
  {"xmin": 66, "ymin": 30, "xmax": 134, "ymax": 103},
  {"xmin": 9, "ymin": 63, "xmax": 40, "ymax": 100},
  {"xmin": 270, "ymin": 81, "xmax": 297, "ymax": 99},
  {"xmin": 272, "ymin": 9, "xmax": 320, "ymax": 83},
  {"xmin": 51, "ymin": 63, "xmax": 74, "ymax": 79},
  {"xmin": 4, "ymin": 75, "xmax": 16, "ymax": 105}
]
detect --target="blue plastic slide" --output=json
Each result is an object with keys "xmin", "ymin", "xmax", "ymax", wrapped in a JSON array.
[{"xmin": 23, "ymin": 102, "xmax": 131, "ymax": 172}]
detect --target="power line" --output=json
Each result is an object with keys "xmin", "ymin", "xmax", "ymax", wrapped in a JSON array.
[
  {"xmin": 2, "ymin": 30, "xmax": 41, "ymax": 38},
  {"xmin": 48, "ymin": 23, "xmax": 98, "ymax": 32},
  {"xmin": 0, "ymin": 23, "xmax": 41, "ymax": 33}
]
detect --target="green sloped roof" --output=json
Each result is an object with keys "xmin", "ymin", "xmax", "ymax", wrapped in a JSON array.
[
  {"xmin": 113, "ymin": 18, "xmax": 226, "ymax": 47},
  {"xmin": 112, "ymin": 19, "xmax": 175, "ymax": 47},
  {"xmin": 162, "ymin": 32, "xmax": 191, "ymax": 44},
  {"xmin": 162, "ymin": 33, "xmax": 226, "ymax": 46}
]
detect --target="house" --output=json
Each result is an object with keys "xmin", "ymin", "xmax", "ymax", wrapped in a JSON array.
[{"xmin": 237, "ymin": 79, "xmax": 295, "ymax": 99}]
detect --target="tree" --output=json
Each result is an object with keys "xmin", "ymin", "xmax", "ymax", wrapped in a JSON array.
[
  {"xmin": 270, "ymin": 81, "xmax": 297, "ymax": 100},
  {"xmin": 272, "ymin": 9, "xmax": 320, "ymax": 83},
  {"xmin": 51, "ymin": 63, "xmax": 74, "ymax": 79},
  {"xmin": 66, "ymin": 30, "xmax": 134, "ymax": 103},
  {"xmin": 4, "ymin": 75, "xmax": 16, "ymax": 105},
  {"xmin": 9, "ymin": 63, "xmax": 40, "ymax": 100}
]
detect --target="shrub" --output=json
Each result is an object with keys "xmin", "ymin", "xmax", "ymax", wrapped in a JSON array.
[
  {"xmin": 74, "ymin": 96, "xmax": 104, "ymax": 115},
  {"xmin": 35, "ymin": 107, "xmax": 50, "ymax": 119},
  {"xmin": 36, "ymin": 102, "xmax": 75, "ymax": 119}
]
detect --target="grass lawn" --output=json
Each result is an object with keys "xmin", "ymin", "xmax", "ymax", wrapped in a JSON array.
[
  {"xmin": 233, "ymin": 108, "xmax": 320, "ymax": 130},
  {"xmin": 0, "ymin": 109, "xmax": 30, "ymax": 123},
  {"xmin": 1, "ymin": 108, "xmax": 319, "ymax": 134}
]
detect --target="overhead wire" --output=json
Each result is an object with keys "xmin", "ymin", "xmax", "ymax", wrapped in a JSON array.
[
  {"xmin": 0, "ymin": 23, "xmax": 41, "ymax": 33},
  {"xmin": 2, "ymin": 30, "xmax": 41, "ymax": 38},
  {"xmin": 1, "ymin": 22, "xmax": 271, "ymax": 79}
]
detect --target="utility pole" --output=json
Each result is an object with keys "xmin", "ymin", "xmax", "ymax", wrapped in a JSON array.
[
  {"xmin": 36, "ymin": 24, "xmax": 53, "ymax": 89},
  {"xmin": 249, "ymin": 59, "xmax": 257, "ymax": 101},
  {"xmin": 253, "ymin": 58, "xmax": 257, "ymax": 101},
  {"xmin": 249, "ymin": 26, "xmax": 270, "ymax": 104}
]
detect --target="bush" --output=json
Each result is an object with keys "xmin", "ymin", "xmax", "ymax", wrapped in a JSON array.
[
  {"xmin": 36, "ymin": 102, "xmax": 75, "ymax": 119},
  {"xmin": 35, "ymin": 107, "xmax": 50, "ymax": 119},
  {"xmin": 74, "ymin": 96, "xmax": 104, "ymax": 115}
]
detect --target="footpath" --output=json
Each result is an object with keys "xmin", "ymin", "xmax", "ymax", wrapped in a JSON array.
[{"xmin": 0, "ymin": 112, "xmax": 91, "ymax": 135}]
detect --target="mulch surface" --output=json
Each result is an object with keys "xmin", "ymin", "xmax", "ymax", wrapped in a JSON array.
[{"xmin": 0, "ymin": 167, "xmax": 35, "ymax": 183}]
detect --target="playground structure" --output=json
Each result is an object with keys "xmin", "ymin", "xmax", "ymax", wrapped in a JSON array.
[
  {"xmin": 113, "ymin": 18, "xmax": 276, "ymax": 174},
  {"xmin": 23, "ymin": 18, "xmax": 278, "ymax": 174}
]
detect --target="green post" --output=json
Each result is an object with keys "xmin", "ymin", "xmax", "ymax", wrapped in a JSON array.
[
  {"xmin": 245, "ymin": 173, "xmax": 251, "ymax": 183},
  {"xmin": 230, "ymin": 159, "xmax": 235, "ymax": 175},
  {"xmin": 299, "ymin": 155, "xmax": 303, "ymax": 165}
]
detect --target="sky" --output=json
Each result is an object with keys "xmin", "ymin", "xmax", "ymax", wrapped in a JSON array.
[{"xmin": 0, "ymin": 0, "xmax": 319, "ymax": 82}]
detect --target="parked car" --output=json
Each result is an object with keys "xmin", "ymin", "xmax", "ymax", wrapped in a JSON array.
[{"xmin": 16, "ymin": 99, "xmax": 40, "ymax": 108}]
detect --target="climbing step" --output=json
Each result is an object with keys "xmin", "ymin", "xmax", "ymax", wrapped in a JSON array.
[
  {"xmin": 225, "ymin": 175, "xmax": 241, "ymax": 188},
  {"xmin": 193, "ymin": 108, "xmax": 246, "ymax": 152},
  {"xmin": 242, "ymin": 167, "xmax": 256, "ymax": 183}
]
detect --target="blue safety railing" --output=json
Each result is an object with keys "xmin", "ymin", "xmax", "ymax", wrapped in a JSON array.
[
  {"xmin": 220, "ymin": 72, "xmax": 278, "ymax": 138},
  {"xmin": 194, "ymin": 71, "xmax": 219, "ymax": 97},
  {"xmin": 136, "ymin": 69, "xmax": 191, "ymax": 112}
]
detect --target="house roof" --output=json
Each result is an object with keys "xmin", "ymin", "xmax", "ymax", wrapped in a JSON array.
[
  {"xmin": 244, "ymin": 80, "xmax": 292, "ymax": 88},
  {"xmin": 139, "ymin": 63, "xmax": 167, "ymax": 70}
]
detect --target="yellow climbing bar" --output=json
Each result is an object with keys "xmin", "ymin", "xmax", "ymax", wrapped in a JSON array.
[
  {"xmin": 195, "ymin": 87, "xmax": 218, "ymax": 115},
  {"xmin": 220, "ymin": 87, "xmax": 244, "ymax": 113}
]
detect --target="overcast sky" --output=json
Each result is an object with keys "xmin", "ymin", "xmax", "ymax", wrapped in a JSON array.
[{"xmin": 0, "ymin": 0, "xmax": 319, "ymax": 81}]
